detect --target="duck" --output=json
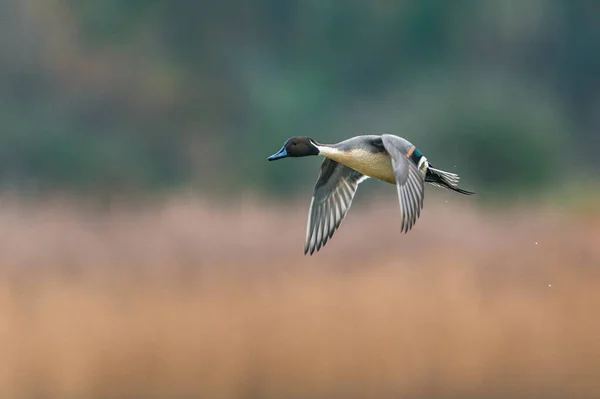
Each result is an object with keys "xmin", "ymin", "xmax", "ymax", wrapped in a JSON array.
[{"xmin": 267, "ymin": 134, "xmax": 474, "ymax": 255}]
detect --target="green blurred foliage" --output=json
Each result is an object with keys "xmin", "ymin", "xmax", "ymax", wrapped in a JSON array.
[{"xmin": 0, "ymin": 0, "xmax": 598, "ymax": 200}]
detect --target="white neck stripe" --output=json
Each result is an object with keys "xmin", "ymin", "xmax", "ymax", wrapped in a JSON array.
[{"xmin": 315, "ymin": 144, "xmax": 343, "ymax": 157}]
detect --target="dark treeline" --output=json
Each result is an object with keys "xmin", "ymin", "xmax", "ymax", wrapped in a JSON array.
[{"xmin": 1, "ymin": 0, "xmax": 598, "ymax": 198}]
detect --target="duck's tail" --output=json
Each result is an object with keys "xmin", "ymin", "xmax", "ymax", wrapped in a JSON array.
[{"xmin": 425, "ymin": 166, "xmax": 475, "ymax": 195}]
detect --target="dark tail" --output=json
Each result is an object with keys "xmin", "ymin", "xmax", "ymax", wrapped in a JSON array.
[{"xmin": 425, "ymin": 166, "xmax": 475, "ymax": 195}]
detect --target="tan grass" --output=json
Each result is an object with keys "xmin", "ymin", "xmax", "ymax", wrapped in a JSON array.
[{"xmin": 0, "ymin": 194, "xmax": 599, "ymax": 398}]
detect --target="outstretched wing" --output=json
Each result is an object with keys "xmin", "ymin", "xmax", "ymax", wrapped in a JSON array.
[
  {"xmin": 381, "ymin": 135, "xmax": 426, "ymax": 233},
  {"xmin": 305, "ymin": 158, "xmax": 367, "ymax": 255}
]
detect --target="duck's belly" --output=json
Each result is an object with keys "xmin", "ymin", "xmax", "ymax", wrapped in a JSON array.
[{"xmin": 332, "ymin": 150, "xmax": 396, "ymax": 184}]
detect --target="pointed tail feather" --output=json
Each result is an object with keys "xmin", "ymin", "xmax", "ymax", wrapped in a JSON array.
[{"xmin": 426, "ymin": 166, "xmax": 475, "ymax": 195}]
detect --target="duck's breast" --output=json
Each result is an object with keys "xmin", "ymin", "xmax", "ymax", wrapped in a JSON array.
[{"xmin": 331, "ymin": 149, "xmax": 396, "ymax": 184}]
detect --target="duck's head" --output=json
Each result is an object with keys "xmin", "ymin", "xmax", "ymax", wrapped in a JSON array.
[{"xmin": 267, "ymin": 136, "xmax": 319, "ymax": 161}]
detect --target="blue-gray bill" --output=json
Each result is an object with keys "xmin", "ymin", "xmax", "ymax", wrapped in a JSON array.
[{"xmin": 267, "ymin": 147, "xmax": 288, "ymax": 161}]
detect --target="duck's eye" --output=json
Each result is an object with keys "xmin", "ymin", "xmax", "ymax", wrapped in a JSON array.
[{"xmin": 292, "ymin": 141, "xmax": 297, "ymax": 146}]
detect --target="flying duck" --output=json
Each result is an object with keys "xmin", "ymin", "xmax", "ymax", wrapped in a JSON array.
[{"xmin": 267, "ymin": 134, "xmax": 474, "ymax": 255}]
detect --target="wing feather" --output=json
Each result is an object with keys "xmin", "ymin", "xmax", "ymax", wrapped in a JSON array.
[
  {"xmin": 381, "ymin": 135, "xmax": 426, "ymax": 233},
  {"xmin": 305, "ymin": 159, "xmax": 366, "ymax": 255}
]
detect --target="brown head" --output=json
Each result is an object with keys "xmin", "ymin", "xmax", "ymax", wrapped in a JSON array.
[{"xmin": 267, "ymin": 136, "xmax": 320, "ymax": 161}]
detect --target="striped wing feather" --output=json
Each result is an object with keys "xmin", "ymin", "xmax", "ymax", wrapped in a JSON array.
[
  {"xmin": 305, "ymin": 159, "xmax": 366, "ymax": 255},
  {"xmin": 381, "ymin": 135, "xmax": 426, "ymax": 233}
]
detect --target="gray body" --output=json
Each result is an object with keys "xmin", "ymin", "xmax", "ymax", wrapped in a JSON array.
[{"xmin": 318, "ymin": 134, "xmax": 420, "ymax": 185}]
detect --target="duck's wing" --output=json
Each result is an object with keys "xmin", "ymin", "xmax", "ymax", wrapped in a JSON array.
[
  {"xmin": 381, "ymin": 135, "xmax": 426, "ymax": 233},
  {"xmin": 305, "ymin": 158, "xmax": 367, "ymax": 255}
]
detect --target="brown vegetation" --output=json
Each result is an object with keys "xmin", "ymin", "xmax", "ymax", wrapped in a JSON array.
[{"xmin": 0, "ymin": 195, "xmax": 599, "ymax": 398}]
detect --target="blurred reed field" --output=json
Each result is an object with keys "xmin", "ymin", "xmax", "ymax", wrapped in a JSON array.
[{"xmin": 1, "ymin": 194, "xmax": 600, "ymax": 398}]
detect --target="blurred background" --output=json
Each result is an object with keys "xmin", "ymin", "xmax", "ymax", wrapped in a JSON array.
[{"xmin": 1, "ymin": 0, "xmax": 599, "ymax": 398}]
